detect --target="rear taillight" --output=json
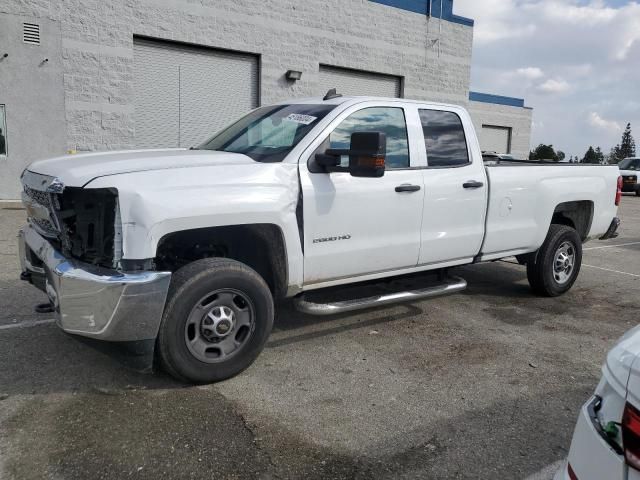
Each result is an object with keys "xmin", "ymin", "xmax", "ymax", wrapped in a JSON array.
[
  {"xmin": 616, "ymin": 176, "xmax": 622, "ymax": 206},
  {"xmin": 567, "ymin": 462, "xmax": 579, "ymax": 480},
  {"xmin": 622, "ymin": 402, "xmax": 640, "ymax": 470}
]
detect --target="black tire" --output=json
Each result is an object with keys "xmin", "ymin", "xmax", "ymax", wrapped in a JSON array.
[
  {"xmin": 157, "ymin": 258, "xmax": 274, "ymax": 383},
  {"xmin": 635, "ymin": 189, "xmax": 640, "ymax": 197},
  {"xmin": 526, "ymin": 224, "xmax": 582, "ymax": 297}
]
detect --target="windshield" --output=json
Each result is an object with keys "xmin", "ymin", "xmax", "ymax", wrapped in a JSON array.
[
  {"xmin": 619, "ymin": 158, "xmax": 640, "ymax": 170},
  {"xmin": 197, "ymin": 104, "xmax": 335, "ymax": 162}
]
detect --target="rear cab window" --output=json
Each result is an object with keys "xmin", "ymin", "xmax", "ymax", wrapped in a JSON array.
[{"xmin": 419, "ymin": 109, "xmax": 470, "ymax": 168}]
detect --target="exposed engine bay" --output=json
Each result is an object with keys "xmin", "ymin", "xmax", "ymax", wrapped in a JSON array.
[{"xmin": 54, "ymin": 187, "xmax": 121, "ymax": 268}]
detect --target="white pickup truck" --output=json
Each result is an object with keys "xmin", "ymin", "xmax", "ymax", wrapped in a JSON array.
[{"xmin": 19, "ymin": 93, "xmax": 622, "ymax": 383}]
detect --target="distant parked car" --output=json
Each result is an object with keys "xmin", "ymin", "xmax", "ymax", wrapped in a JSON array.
[
  {"xmin": 618, "ymin": 157, "xmax": 640, "ymax": 196},
  {"xmin": 555, "ymin": 325, "xmax": 640, "ymax": 480}
]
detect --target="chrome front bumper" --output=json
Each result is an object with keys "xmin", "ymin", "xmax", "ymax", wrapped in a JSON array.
[{"xmin": 18, "ymin": 224, "xmax": 171, "ymax": 342}]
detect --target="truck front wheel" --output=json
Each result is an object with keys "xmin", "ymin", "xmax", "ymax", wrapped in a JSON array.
[
  {"xmin": 157, "ymin": 258, "xmax": 274, "ymax": 383},
  {"xmin": 526, "ymin": 224, "xmax": 582, "ymax": 297}
]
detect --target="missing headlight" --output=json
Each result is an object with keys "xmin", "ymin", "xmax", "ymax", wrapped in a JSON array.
[{"xmin": 56, "ymin": 187, "xmax": 121, "ymax": 268}]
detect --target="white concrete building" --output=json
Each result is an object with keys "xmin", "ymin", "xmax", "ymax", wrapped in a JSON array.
[{"xmin": 0, "ymin": 0, "xmax": 533, "ymax": 199}]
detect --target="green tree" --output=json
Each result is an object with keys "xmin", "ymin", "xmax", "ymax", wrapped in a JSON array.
[
  {"xmin": 619, "ymin": 123, "xmax": 636, "ymax": 159},
  {"xmin": 557, "ymin": 151, "xmax": 566, "ymax": 161},
  {"xmin": 529, "ymin": 144, "xmax": 558, "ymax": 161},
  {"xmin": 582, "ymin": 146, "xmax": 599, "ymax": 164},
  {"xmin": 595, "ymin": 147, "xmax": 605, "ymax": 164},
  {"xmin": 610, "ymin": 123, "xmax": 636, "ymax": 163}
]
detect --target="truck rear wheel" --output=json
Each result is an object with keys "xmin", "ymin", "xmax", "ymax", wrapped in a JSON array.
[
  {"xmin": 526, "ymin": 224, "xmax": 582, "ymax": 297},
  {"xmin": 157, "ymin": 258, "xmax": 274, "ymax": 383}
]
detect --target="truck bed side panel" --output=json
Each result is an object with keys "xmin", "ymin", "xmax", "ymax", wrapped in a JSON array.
[{"xmin": 481, "ymin": 165, "xmax": 619, "ymax": 259}]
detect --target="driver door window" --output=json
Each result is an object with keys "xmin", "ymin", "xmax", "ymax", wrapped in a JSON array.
[{"xmin": 328, "ymin": 107, "xmax": 410, "ymax": 169}]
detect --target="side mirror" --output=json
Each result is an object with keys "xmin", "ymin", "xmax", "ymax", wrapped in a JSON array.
[
  {"xmin": 346, "ymin": 132, "xmax": 386, "ymax": 178},
  {"xmin": 314, "ymin": 131, "xmax": 386, "ymax": 177}
]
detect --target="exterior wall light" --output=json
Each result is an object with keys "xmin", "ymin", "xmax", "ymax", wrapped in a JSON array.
[{"xmin": 285, "ymin": 70, "xmax": 302, "ymax": 81}]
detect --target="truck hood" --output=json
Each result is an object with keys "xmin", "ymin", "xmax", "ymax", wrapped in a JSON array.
[
  {"xmin": 603, "ymin": 325, "xmax": 640, "ymax": 399},
  {"xmin": 26, "ymin": 148, "xmax": 257, "ymax": 187},
  {"xmin": 619, "ymin": 169, "xmax": 639, "ymax": 177}
]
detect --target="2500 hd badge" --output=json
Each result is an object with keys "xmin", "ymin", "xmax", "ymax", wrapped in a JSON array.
[{"xmin": 312, "ymin": 234, "xmax": 352, "ymax": 244}]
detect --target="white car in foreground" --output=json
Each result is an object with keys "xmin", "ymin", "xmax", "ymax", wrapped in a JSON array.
[{"xmin": 556, "ymin": 326, "xmax": 640, "ymax": 480}]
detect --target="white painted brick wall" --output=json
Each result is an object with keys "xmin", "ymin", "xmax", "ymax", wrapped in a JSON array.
[{"xmin": 467, "ymin": 101, "xmax": 533, "ymax": 159}]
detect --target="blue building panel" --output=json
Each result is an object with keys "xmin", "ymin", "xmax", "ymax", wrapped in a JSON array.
[
  {"xmin": 369, "ymin": 0, "xmax": 474, "ymax": 26},
  {"xmin": 469, "ymin": 91, "xmax": 526, "ymax": 108},
  {"xmin": 369, "ymin": 0, "xmax": 427, "ymax": 14}
]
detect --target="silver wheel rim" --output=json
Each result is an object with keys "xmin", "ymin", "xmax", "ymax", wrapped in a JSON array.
[
  {"xmin": 553, "ymin": 241, "xmax": 576, "ymax": 285},
  {"xmin": 184, "ymin": 289, "xmax": 255, "ymax": 363}
]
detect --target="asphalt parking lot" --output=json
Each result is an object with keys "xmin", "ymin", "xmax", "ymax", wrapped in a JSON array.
[{"xmin": 1, "ymin": 196, "xmax": 639, "ymax": 480}]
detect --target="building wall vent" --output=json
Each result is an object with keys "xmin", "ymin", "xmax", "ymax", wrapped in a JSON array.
[{"xmin": 23, "ymin": 23, "xmax": 40, "ymax": 45}]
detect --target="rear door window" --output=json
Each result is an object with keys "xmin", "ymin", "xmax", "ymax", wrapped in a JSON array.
[{"xmin": 419, "ymin": 109, "xmax": 469, "ymax": 167}]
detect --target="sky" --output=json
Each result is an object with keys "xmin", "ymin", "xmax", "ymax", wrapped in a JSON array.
[{"xmin": 453, "ymin": 0, "xmax": 640, "ymax": 158}]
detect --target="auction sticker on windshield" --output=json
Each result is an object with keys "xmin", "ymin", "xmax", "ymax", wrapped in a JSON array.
[{"xmin": 285, "ymin": 114, "xmax": 317, "ymax": 125}]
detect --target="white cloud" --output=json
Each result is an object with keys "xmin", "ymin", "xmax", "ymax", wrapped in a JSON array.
[
  {"xmin": 515, "ymin": 67, "xmax": 545, "ymax": 80},
  {"xmin": 538, "ymin": 2, "xmax": 617, "ymax": 26},
  {"xmin": 616, "ymin": 6, "xmax": 640, "ymax": 61},
  {"xmin": 454, "ymin": 0, "xmax": 537, "ymax": 44},
  {"xmin": 588, "ymin": 112, "xmax": 621, "ymax": 133},
  {"xmin": 537, "ymin": 78, "xmax": 571, "ymax": 94}
]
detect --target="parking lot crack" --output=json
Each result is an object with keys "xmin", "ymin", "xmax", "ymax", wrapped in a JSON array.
[{"xmin": 234, "ymin": 408, "xmax": 282, "ymax": 479}]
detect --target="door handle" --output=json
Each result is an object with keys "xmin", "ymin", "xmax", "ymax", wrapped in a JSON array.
[
  {"xmin": 463, "ymin": 180, "xmax": 484, "ymax": 189},
  {"xmin": 395, "ymin": 184, "xmax": 421, "ymax": 193}
]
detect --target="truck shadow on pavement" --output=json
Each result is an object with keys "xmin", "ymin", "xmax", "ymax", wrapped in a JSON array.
[
  {"xmin": 269, "ymin": 302, "xmax": 424, "ymax": 348},
  {"xmin": 268, "ymin": 261, "xmax": 531, "ymax": 348}
]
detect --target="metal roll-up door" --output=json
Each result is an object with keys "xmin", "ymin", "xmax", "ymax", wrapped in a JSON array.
[
  {"xmin": 133, "ymin": 38, "xmax": 259, "ymax": 149},
  {"xmin": 480, "ymin": 125, "xmax": 512, "ymax": 154},
  {"xmin": 318, "ymin": 65, "xmax": 402, "ymax": 98}
]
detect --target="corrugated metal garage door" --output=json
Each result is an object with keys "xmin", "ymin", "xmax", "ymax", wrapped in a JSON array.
[
  {"xmin": 318, "ymin": 65, "xmax": 402, "ymax": 98},
  {"xmin": 133, "ymin": 38, "xmax": 259, "ymax": 148},
  {"xmin": 480, "ymin": 125, "xmax": 512, "ymax": 154}
]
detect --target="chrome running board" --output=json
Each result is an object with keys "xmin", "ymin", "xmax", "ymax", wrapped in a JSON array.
[{"xmin": 293, "ymin": 275, "xmax": 467, "ymax": 316}]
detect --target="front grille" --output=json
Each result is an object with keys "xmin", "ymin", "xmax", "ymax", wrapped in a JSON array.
[
  {"xmin": 24, "ymin": 185, "xmax": 51, "ymax": 207},
  {"xmin": 23, "ymin": 185, "xmax": 60, "ymax": 238}
]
